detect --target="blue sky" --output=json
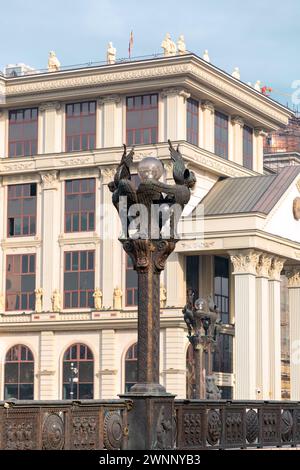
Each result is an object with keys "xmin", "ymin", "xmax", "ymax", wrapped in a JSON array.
[{"xmin": 0, "ymin": 0, "xmax": 299, "ymax": 107}]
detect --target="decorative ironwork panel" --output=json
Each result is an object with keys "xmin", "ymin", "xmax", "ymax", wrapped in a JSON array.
[
  {"xmin": 70, "ymin": 409, "xmax": 99, "ymax": 450},
  {"xmin": 42, "ymin": 412, "xmax": 65, "ymax": 450},
  {"xmin": 103, "ymin": 411, "xmax": 125, "ymax": 450},
  {"xmin": 261, "ymin": 408, "xmax": 280, "ymax": 446},
  {"xmin": 182, "ymin": 412, "xmax": 203, "ymax": 448},
  {"xmin": 224, "ymin": 409, "xmax": 244, "ymax": 447},
  {"xmin": 3, "ymin": 410, "xmax": 39, "ymax": 450},
  {"xmin": 245, "ymin": 409, "xmax": 259, "ymax": 445},
  {"xmin": 281, "ymin": 410, "xmax": 293, "ymax": 444},
  {"xmin": 206, "ymin": 409, "xmax": 222, "ymax": 447}
]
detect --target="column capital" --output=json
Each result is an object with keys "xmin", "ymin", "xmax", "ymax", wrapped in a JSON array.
[
  {"xmin": 254, "ymin": 127, "xmax": 268, "ymax": 137},
  {"xmin": 40, "ymin": 170, "xmax": 59, "ymax": 190},
  {"xmin": 160, "ymin": 87, "xmax": 190, "ymax": 100},
  {"xmin": 97, "ymin": 94, "xmax": 121, "ymax": 105},
  {"xmin": 231, "ymin": 115, "xmax": 244, "ymax": 127},
  {"xmin": 39, "ymin": 101, "xmax": 61, "ymax": 112},
  {"xmin": 269, "ymin": 257, "xmax": 285, "ymax": 281},
  {"xmin": 201, "ymin": 100, "xmax": 214, "ymax": 112},
  {"xmin": 229, "ymin": 250, "xmax": 260, "ymax": 275},
  {"xmin": 256, "ymin": 253, "xmax": 272, "ymax": 278},
  {"xmin": 286, "ymin": 267, "xmax": 300, "ymax": 287},
  {"xmin": 101, "ymin": 166, "xmax": 117, "ymax": 183}
]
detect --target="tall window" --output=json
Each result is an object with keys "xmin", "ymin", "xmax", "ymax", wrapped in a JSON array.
[
  {"xmin": 213, "ymin": 333, "xmax": 233, "ymax": 373},
  {"xmin": 126, "ymin": 255, "xmax": 138, "ymax": 306},
  {"xmin": 6, "ymin": 254, "xmax": 35, "ymax": 311},
  {"xmin": 4, "ymin": 345, "xmax": 34, "ymax": 400},
  {"xmin": 214, "ymin": 111, "xmax": 228, "ymax": 159},
  {"xmin": 63, "ymin": 343, "xmax": 94, "ymax": 399},
  {"xmin": 243, "ymin": 125, "xmax": 253, "ymax": 169},
  {"xmin": 64, "ymin": 250, "xmax": 95, "ymax": 309},
  {"xmin": 186, "ymin": 256, "xmax": 199, "ymax": 301},
  {"xmin": 9, "ymin": 108, "xmax": 38, "ymax": 157},
  {"xmin": 7, "ymin": 183, "xmax": 37, "ymax": 237},
  {"xmin": 126, "ymin": 94, "xmax": 158, "ymax": 145},
  {"xmin": 124, "ymin": 343, "xmax": 137, "ymax": 392},
  {"xmin": 65, "ymin": 179, "xmax": 95, "ymax": 232},
  {"xmin": 187, "ymin": 98, "xmax": 199, "ymax": 146},
  {"xmin": 65, "ymin": 101, "xmax": 96, "ymax": 152},
  {"xmin": 214, "ymin": 256, "xmax": 229, "ymax": 324}
]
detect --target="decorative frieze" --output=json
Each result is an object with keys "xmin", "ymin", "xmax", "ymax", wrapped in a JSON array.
[
  {"xmin": 256, "ymin": 253, "xmax": 272, "ymax": 278},
  {"xmin": 268, "ymin": 257, "xmax": 285, "ymax": 281},
  {"xmin": 230, "ymin": 250, "xmax": 260, "ymax": 275}
]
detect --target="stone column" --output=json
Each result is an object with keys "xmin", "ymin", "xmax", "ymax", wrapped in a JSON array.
[
  {"xmin": 268, "ymin": 257, "xmax": 285, "ymax": 400},
  {"xmin": 0, "ymin": 109, "xmax": 7, "ymax": 157},
  {"xmin": 39, "ymin": 102, "xmax": 62, "ymax": 154},
  {"xmin": 201, "ymin": 101, "xmax": 214, "ymax": 153},
  {"xmin": 166, "ymin": 252, "xmax": 185, "ymax": 308},
  {"xmin": 230, "ymin": 250, "xmax": 259, "ymax": 399},
  {"xmin": 254, "ymin": 128, "xmax": 267, "ymax": 174},
  {"xmin": 160, "ymin": 88, "xmax": 190, "ymax": 142},
  {"xmin": 40, "ymin": 171, "xmax": 60, "ymax": 311},
  {"xmin": 286, "ymin": 268, "xmax": 300, "ymax": 400},
  {"xmin": 100, "ymin": 329, "xmax": 117, "ymax": 398},
  {"xmin": 39, "ymin": 331, "xmax": 56, "ymax": 399},
  {"xmin": 98, "ymin": 95, "xmax": 122, "ymax": 148},
  {"xmin": 231, "ymin": 116, "xmax": 244, "ymax": 166},
  {"xmin": 256, "ymin": 253, "xmax": 272, "ymax": 399},
  {"xmin": 163, "ymin": 327, "xmax": 186, "ymax": 397}
]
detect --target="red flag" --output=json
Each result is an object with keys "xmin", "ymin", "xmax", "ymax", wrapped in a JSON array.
[{"xmin": 128, "ymin": 31, "xmax": 134, "ymax": 58}]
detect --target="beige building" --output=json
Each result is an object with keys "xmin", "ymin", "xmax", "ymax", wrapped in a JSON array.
[{"xmin": 0, "ymin": 52, "xmax": 299, "ymax": 402}]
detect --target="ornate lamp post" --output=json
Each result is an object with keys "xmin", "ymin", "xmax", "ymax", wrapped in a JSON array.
[
  {"xmin": 110, "ymin": 141, "xmax": 196, "ymax": 449},
  {"xmin": 69, "ymin": 362, "xmax": 78, "ymax": 400},
  {"xmin": 183, "ymin": 294, "xmax": 222, "ymax": 399}
]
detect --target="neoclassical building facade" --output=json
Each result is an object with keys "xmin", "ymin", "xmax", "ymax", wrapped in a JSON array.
[{"xmin": 0, "ymin": 52, "xmax": 299, "ymax": 402}]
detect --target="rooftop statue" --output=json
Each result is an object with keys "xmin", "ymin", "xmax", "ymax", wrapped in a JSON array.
[
  {"xmin": 48, "ymin": 51, "xmax": 60, "ymax": 72},
  {"xmin": 107, "ymin": 41, "xmax": 116, "ymax": 64},
  {"xmin": 203, "ymin": 49, "xmax": 210, "ymax": 62},
  {"xmin": 232, "ymin": 67, "xmax": 240, "ymax": 80},
  {"xmin": 177, "ymin": 35, "xmax": 187, "ymax": 55},
  {"xmin": 254, "ymin": 80, "xmax": 262, "ymax": 91},
  {"xmin": 161, "ymin": 33, "xmax": 177, "ymax": 56}
]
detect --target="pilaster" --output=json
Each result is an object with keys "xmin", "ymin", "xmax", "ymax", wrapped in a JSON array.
[
  {"xmin": 98, "ymin": 95, "xmax": 122, "ymax": 148},
  {"xmin": 39, "ymin": 102, "xmax": 62, "ymax": 154},
  {"xmin": 160, "ymin": 88, "xmax": 190, "ymax": 142},
  {"xmin": 166, "ymin": 252, "xmax": 185, "ymax": 308},
  {"xmin": 254, "ymin": 128, "xmax": 267, "ymax": 174},
  {"xmin": 100, "ymin": 329, "xmax": 117, "ymax": 398},
  {"xmin": 39, "ymin": 331, "xmax": 56, "ymax": 399},
  {"xmin": 163, "ymin": 327, "xmax": 186, "ymax": 397},
  {"xmin": 268, "ymin": 257, "xmax": 285, "ymax": 399},
  {"xmin": 230, "ymin": 249, "xmax": 259, "ymax": 399},
  {"xmin": 286, "ymin": 267, "xmax": 300, "ymax": 400},
  {"xmin": 231, "ymin": 116, "xmax": 244, "ymax": 166},
  {"xmin": 201, "ymin": 101, "xmax": 214, "ymax": 153},
  {"xmin": 0, "ymin": 109, "xmax": 7, "ymax": 157}
]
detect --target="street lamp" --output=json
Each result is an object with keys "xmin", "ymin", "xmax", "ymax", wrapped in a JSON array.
[
  {"xmin": 183, "ymin": 294, "xmax": 222, "ymax": 399},
  {"xmin": 69, "ymin": 362, "xmax": 78, "ymax": 400}
]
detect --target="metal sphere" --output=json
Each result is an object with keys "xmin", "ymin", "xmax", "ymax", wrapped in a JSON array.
[{"xmin": 137, "ymin": 157, "xmax": 164, "ymax": 182}]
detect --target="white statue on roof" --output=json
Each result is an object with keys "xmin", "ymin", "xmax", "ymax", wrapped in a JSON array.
[
  {"xmin": 107, "ymin": 42, "xmax": 116, "ymax": 64},
  {"xmin": 177, "ymin": 35, "xmax": 187, "ymax": 55},
  {"xmin": 254, "ymin": 80, "xmax": 262, "ymax": 91},
  {"xmin": 161, "ymin": 33, "xmax": 177, "ymax": 56},
  {"xmin": 203, "ymin": 49, "xmax": 210, "ymax": 62},
  {"xmin": 232, "ymin": 67, "xmax": 240, "ymax": 80},
  {"xmin": 48, "ymin": 51, "xmax": 60, "ymax": 72}
]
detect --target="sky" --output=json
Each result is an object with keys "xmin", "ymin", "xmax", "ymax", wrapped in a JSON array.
[{"xmin": 0, "ymin": 0, "xmax": 299, "ymax": 107}]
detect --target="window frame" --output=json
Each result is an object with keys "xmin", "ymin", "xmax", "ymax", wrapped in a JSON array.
[
  {"xmin": 8, "ymin": 107, "xmax": 38, "ymax": 158},
  {"xmin": 214, "ymin": 255, "xmax": 230, "ymax": 325},
  {"xmin": 7, "ymin": 183, "xmax": 37, "ymax": 238},
  {"xmin": 186, "ymin": 97, "xmax": 199, "ymax": 146},
  {"xmin": 63, "ymin": 250, "xmax": 95, "ymax": 309},
  {"xmin": 243, "ymin": 124, "xmax": 254, "ymax": 170},
  {"xmin": 124, "ymin": 342, "xmax": 137, "ymax": 392},
  {"xmin": 126, "ymin": 94, "xmax": 158, "ymax": 145},
  {"xmin": 214, "ymin": 110, "xmax": 229, "ymax": 159},
  {"xmin": 4, "ymin": 344, "xmax": 34, "ymax": 400},
  {"xmin": 62, "ymin": 343, "xmax": 94, "ymax": 399},
  {"xmin": 64, "ymin": 178, "xmax": 96, "ymax": 233},
  {"xmin": 6, "ymin": 253, "xmax": 36, "ymax": 311},
  {"xmin": 65, "ymin": 101, "xmax": 96, "ymax": 152},
  {"xmin": 125, "ymin": 255, "xmax": 138, "ymax": 307}
]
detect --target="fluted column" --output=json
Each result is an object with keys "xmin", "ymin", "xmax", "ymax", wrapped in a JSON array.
[
  {"xmin": 268, "ymin": 257, "xmax": 285, "ymax": 399},
  {"xmin": 256, "ymin": 253, "xmax": 272, "ymax": 399},
  {"xmin": 166, "ymin": 252, "xmax": 185, "ymax": 308},
  {"xmin": 254, "ymin": 128, "xmax": 267, "ymax": 174},
  {"xmin": 230, "ymin": 250, "xmax": 259, "ymax": 399},
  {"xmin": 39, "ymin": 331, "xmax": 56, "ymax": 399},
  {"xmin": 231, "ymin": 116, "xmax": 244, "ymax": 166},
  {"xmin": 160, "ymin": 88, "xmax": 190, "ymax": 142},
  {"xmin": 286, "ymin": 267, "xmax": 300, "ymax": 400},
  {"xmin": 201, "ymin": 101, "xmax": 214, "ymax": 153},
  {"xmin": 98, "ymin": 95, "xmax": 122, "ymax": 148}
]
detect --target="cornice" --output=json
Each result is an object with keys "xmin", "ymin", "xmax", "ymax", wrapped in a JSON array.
[{"xmin": 1, "ymin": 55, "xmax": 290, "ymax": 126}]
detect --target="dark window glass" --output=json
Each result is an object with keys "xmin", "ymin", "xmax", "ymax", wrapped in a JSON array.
[
  {"xmin": 63, "ymin": 343, "xmax": 94, "ymax": 399},
  {"xmin": 6, "ymin": 254, "xmax": 35, "ymax": 311},
  {"xmin": 126, "ymin": 94, "xmax": 158, "ymax": 145},
  {"xmin": 186, "ymin": 256, "xmax": 199, "ymax": 302},
  {"xmin": 8, "ymin": 108, "xmax": 38, "ymax": 157},
  {"xmin": 65, "ymin": 179, "xmax": 95, "ymax": 232},
  {"xmin": 187, "ymin": 98, "xmax": 199, "ymax": 146},
  {"xmin": 7, "ymin": 183, "xmax": 37, "ymax": 237},
  {"xmin": 65, "ymin": 102, "xmax": 96, "ymax": 152},
  {"xmin": 125, "ymin": 343, "xmax": 137, "ymax": 392},
  {"xmin": 64, "ymin": 250, "xmax": 95, "ymax": 309},
  {"xmin": 215, "ymin": 111, "xmax": 228, "ymax": 159},
  {"xmin": 126, "ymin": 255, "xmax": 137, "ymax": 306},
  {"xmin": 214, "ymin": 256, "xmax": 229, "ymax": 324},
  {"xmin": 213, "ymin": 333, "xmax": 233, "ymax": 373},
  {"xmin": 243, "ymin": 125, "xmax": 253, "ymax": 170},
  {"xmin": 4, "ymin": 345, "xmax": 34, "ymax": 399}
]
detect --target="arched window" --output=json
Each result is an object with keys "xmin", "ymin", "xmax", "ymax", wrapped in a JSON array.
[
  {"xmin": 63, "ymin": 343, "xmax": 94, "ymax": 399},
  {"xmin": 124, "ymin": 343, "xmax": 137, "ymax": 392},
  {"xmin": 4, "ymin": 345, "xmax": 34, "ymax": 400}
]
